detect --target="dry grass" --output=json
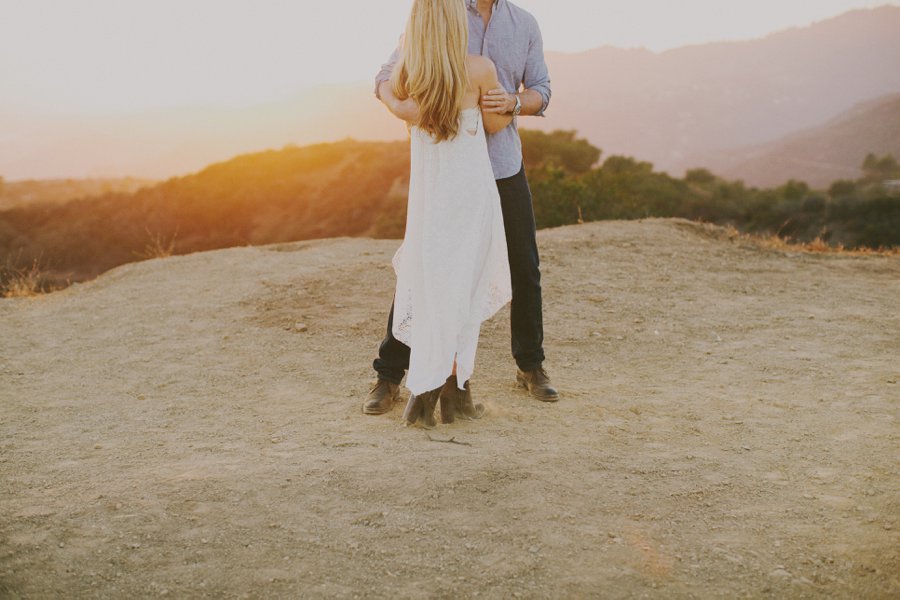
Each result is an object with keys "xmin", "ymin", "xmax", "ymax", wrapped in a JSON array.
[
  {"xmin": 137, "ymin": 227, "xmax": 178, "ymax": 260},
  {"xmin": 0, "ymin": 252, "xmax": 69, "ymax": 298},
  {"xmin": 2, "ymin": 261, "xmax": 47, "ymax": 298},
  {"xmin": 741, "ymin": 230, "xmax": 898, "ymax": 256},
  {"xmin": 692, "ymin": 221, "xmax": 899, "ymax": 257}
]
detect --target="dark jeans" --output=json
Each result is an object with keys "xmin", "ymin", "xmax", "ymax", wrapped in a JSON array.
[{"xmin": 373, "ymin": 164, "xmax": 545, "ymax": 384}]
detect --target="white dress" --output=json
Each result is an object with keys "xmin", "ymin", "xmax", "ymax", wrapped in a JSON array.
[{"xmin": 392, "ymin": 106, "xmax": 512, "ymax": 395}]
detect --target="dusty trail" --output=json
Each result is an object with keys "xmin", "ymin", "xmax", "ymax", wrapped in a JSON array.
[{"xmin": 1, "ymin": 219, "xmax": 897, "ymax": 599}]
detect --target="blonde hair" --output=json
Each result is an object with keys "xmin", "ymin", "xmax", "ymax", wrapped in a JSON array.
[{"xmin": 391, "ymin": 0, "xmax": 469, "ymax": 142}]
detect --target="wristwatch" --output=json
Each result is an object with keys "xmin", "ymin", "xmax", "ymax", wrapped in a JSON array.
[{"xmin": 511, "ymin": 94, "xmax": 522, "ymax": 116}]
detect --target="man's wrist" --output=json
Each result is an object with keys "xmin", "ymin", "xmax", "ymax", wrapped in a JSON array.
[{"xmin": 510, "ymin": 93, "xmax": 522, "ymax": 116}]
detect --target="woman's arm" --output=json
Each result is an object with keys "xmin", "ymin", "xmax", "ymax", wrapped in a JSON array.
[{"xmin": 476, "ymin": 58, "xmax": 513, "ymax": 134}]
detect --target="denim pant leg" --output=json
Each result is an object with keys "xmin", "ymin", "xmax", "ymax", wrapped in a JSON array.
[
  {"xmin": 496, "ymin": 165, "xmax": 545, "ymax": 371},
  {"xmin": 372, "ymin": 300, "xmax": 409, "ymax": 385}
]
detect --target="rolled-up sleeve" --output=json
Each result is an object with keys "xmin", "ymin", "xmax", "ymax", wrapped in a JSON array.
[
  {"xmin": 523, "ymin": 18, "xmax": 551, "ymax": 116},
  {"xmin": 374, "ymin": 42, "xmax": 402, "ymax": 99}
]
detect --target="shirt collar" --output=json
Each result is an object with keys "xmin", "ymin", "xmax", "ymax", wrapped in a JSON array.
[{"xmin": 467, "ymin": 0, "xmax": 501, "ymax": 9}]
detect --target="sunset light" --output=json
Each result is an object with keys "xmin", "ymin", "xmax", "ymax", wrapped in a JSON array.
[
  {"xmin": 0, "ymin": 0, "xmax": 894, "ymax": 115},
  {"xmin": 0, "ymin": 0, "xmax": 898, "ymax": 180}
]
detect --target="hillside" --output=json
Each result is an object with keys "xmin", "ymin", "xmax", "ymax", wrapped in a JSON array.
[
  {"xmin": 675, "ymin": 93, "xmax": 900, "ymax": 187},
  {"xmin": 3, "ymin": 130, "xmax": 899, "ymax": 297},
  {"xmin": 0, "ymin": 176, "xmax": 157, "ymax": 210},
  {"xmin": 3, "ymin": 7, "xmax": 899, "ymax": 180},
  {"xmin": 1, "ymin": 219, "xmax": 898, "ymax": 598},
  {"xmin": 0, "ymin": 139, "xmax": 410, "ymax": 283}
]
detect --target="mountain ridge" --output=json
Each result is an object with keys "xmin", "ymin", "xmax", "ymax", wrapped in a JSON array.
[
  {"xmin": 535, "ymin": 5, "xmax": 900, "ymax": 173},
  {"xmin": 676, "ymin": 92, "xmax": 900, "ymax": 187},
  {"xmin": 548, "ymin": 6, "xmax": 900, "ymax": 59}
]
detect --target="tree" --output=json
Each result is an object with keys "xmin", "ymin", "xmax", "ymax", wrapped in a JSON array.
[
  {"xmin": 684, "ymin": 168, "xmax": 716, "ymax": 185},
  {"xmin": 777, "ymin": 179, "xmax": 810, "ymax": 202},
  {"xmin": 601, "ymin": 155, "xmax": 654, "ymax": 176},
  {"xmin": 863, "ymin": 152, "xmax": 879, "ymax": 172},
  {"xmin": 828, "ymin": 180, "xmax": 856, "ymax": 199},
  {"xmin": 520, "ymin": 129, "xmax": 601, "ymax": 175},
  {"xmin": 530, "ymin": 166, "xmax": 590, "ymax": 228},
  {"xmin": 862, "ymin": 153, "xmax": 900, "ymax": 179}
]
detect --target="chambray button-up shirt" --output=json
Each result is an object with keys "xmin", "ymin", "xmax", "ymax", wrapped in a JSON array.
[{"xmin": 375, "ymin": 0, "xmax": 551, "ymax": 180}]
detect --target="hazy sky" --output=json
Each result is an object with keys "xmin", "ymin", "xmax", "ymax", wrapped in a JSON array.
[{"xmin": 1, "ymin": 0, "xmax": 896, "ymax": 114}]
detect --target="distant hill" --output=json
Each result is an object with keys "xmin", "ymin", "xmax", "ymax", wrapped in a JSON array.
[
  {"xmin": 0, "ymin": 176, "xmax": 157, "ymax": 210},
  {"xmin": 2, "ymin": 6, "xmax": 899, "ymax": 181},
  {"xmin": 535, "ymin": 6, "xmax": 900, "ymax": 174},
  {"xmin": 674, "ymin": 93, "xmax": 900, "ymax": 188}
]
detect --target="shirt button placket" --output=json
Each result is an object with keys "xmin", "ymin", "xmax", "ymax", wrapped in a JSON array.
[{"xmin": 482, "ymin": 12, "xmax": 492, "ymax": 58}]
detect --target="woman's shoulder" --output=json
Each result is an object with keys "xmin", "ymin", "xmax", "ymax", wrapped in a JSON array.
[{"xmin": 466, "ymin": 54, "xmax": 498, "ymax": 80}]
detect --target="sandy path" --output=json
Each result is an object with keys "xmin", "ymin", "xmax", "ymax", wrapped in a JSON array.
[{"xmin": 1, "ymin": 219, "xmax": 898, "ymax": 599}]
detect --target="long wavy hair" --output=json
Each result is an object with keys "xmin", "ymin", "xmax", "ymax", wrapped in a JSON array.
[{"xmin": 390, "ymin": 0, "xmax": 469, "ymax": 142}]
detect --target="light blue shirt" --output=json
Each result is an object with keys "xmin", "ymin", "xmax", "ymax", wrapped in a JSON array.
[{"xmin": 375, "ymin": 0, "xmax": 551, "ymax": 180}]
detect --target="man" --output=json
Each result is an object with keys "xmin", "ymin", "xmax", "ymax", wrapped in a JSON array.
[{"xmin": 364, "ymin": 0, "xmax": 558, "ymax": 415}]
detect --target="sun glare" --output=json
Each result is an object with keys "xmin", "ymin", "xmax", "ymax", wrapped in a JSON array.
[
  {"xmin": 0, "ymin": 1, "xmax": 407, "ymax": 114},
  {"xmin": 0, "ymin": 0, "xmax": 894, "ymax": 115}
]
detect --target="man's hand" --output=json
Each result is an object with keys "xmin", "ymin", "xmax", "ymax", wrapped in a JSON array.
[
  {"xmin": 390, "ymin": 97, "xmax": 419, "ymax": 123},
  {"xmin": 481, "ymin": 88, "xmax": 516, "ymax": 114}
]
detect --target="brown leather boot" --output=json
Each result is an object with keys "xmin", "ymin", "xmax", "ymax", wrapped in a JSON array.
[
  {"xmin": 439, "ymin": 375, "xmax": 484, "ymax": 423},
  {"xmin": 402, "ymin": 387, "xmax": 441, "ymax": 429},
  {"xmin": 362, "ymin": 379, "xmax": 400, "ymax": 415},
  {"xmin": 516, "ymin": 367, "xmax": 559, "ymax": 402}
]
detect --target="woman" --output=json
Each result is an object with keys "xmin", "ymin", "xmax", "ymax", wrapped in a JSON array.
[{"xmin": 389, "ymin": 0, "xmax": 513, "ymax": 428}]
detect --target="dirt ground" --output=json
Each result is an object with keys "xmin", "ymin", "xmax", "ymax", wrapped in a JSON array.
[{"xmin": 1, "ymin": 218, "xmax": 897, "ymax": 599}]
